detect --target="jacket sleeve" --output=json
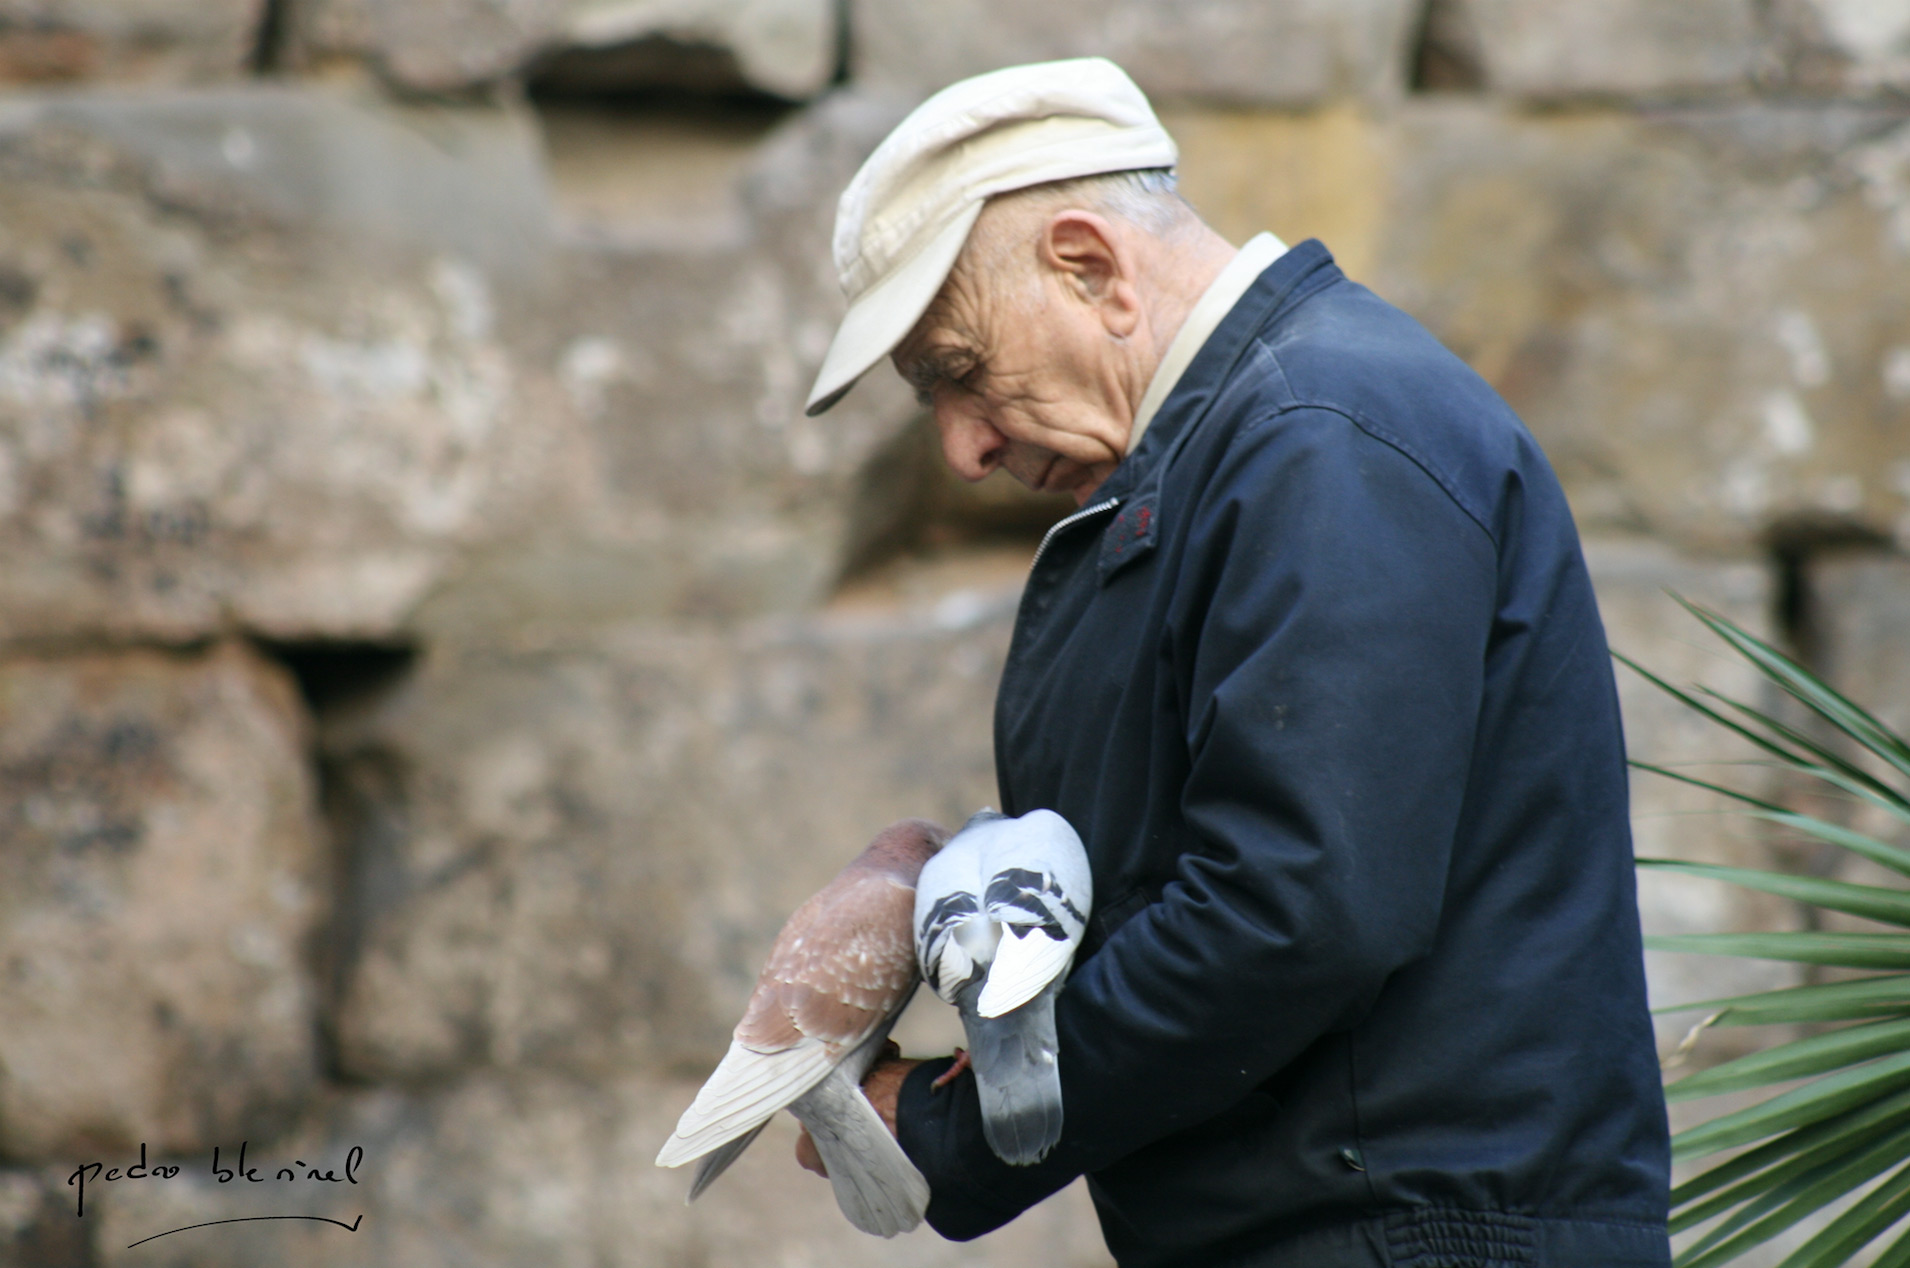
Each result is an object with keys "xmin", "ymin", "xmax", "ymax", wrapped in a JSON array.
[{"xmin": 897, "ymin": 405, "xmax": 1501, "ymax": 1238}]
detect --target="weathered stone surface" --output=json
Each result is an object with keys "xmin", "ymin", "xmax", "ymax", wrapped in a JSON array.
[
  {"xmin": 1162, "ymin": 104, "xmax": 1392, "ymax": 283},
  {"xmin": 0, "ymin": 86, "xmax": 930, "ymax": 647},
  {"xmin": 293, "ymin": 0, "xmax": 836, "ymax": 100},
  {"xmin": 410, "ymin": 92, "xmax": 929, "ymax": 639},
  {"xmin": 1585, "ymin": 537, "xmax": 1802, "ymax": 1061},
  {"xmin": 0, "ymin": 0, "xmax": 261, "ymax": 87},
  {"xmin": 548, "ymin": 0, "xmax": 838, "ymax": 100},
  {"xmin": 1138, "ymin": 101, "xmax": 1910, "ymax": 550},
  {"xmin": 1370, "ymin": 101, "xmax": 1910, "ymax": 552},
  {"xmin": 1776, "ymin": 0, "xmax": 1910, "ymax": 94},
  {"xmin": 0, "ymin": 89, "xmax": 575, "ymax": 644},
  {"xmin": 0, "ymin": 1073, "xmax": 1112, "ymax": 1266},
  {"xmin": 292, "ymin": 0, "xmax": 562, "ymax": 92},
  {"xmin": 329, "ymin": 561, "xmax": 1021, "ymax": 1081},
  {"xmin": 0, "ymin": 642, "xmax": 324, "ymax": 1161},
  {"xmin": 18, "ymin": 87, "xmax": 556, "ymax": 275},
  {"xmin": 848, "ymin": 0, "xmax": 1420, "ymax": 106},
  {"xmin": 536, "ymin": 99, "xmax": 779, "ymax": 251},
  {"xmin": 1461, "ymin": 0, "xmax": 1766, "ymax": 99}
]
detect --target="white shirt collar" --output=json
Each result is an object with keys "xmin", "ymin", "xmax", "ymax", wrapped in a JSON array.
[{"xmin": 1126, "ymin": 231, "xmax": 1287, "ymax": 452}]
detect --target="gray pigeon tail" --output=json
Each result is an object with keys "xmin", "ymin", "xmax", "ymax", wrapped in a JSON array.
[
  {"xmin": 789, "ymin": 1042, "xmax": 930, "ymax": 1237},
  {"xmin": 957, "ymin": 975, "xmax": 1063, "ymax": 1164}
]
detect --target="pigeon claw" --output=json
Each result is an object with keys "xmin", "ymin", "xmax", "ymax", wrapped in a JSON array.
[{"xmin": 931, "ymin": 1048, "xmax": 972, "ymax": 1090}]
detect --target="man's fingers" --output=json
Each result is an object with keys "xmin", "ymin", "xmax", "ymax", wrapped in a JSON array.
[{"xmin": 794, "ymin": 1125, "xmax": 828, "ymax": 1177}]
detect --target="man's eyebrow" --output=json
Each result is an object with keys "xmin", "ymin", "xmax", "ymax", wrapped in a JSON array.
[{"xmin": 898, "ymin": 345, "xmax": 977, "ymax": 398}]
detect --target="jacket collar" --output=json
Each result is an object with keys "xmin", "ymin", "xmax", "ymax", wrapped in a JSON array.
[{"xmin": 1095, "ymin": 238, "xmax": 1342, "ymax": 505}]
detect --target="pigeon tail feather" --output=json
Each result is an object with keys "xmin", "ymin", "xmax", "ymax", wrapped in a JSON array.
[
  {"xmin": 959, "ymin": 977, "xmax": 1064, "ymax": 1165},
  {"xmin": 789, "ymin": 1063, "xmax": 929, "ymax": 1236},
  {"xmin": 686, "ymin": 1120, "xmax": 768, "ymax": 1202},
  {"xmin": 656, "ymin": 1038, "xmax": 837, "ymax": 1168},
  {"xmin": 976, "ymin": 922, "xmax": 1076, "ymax": 1018}
]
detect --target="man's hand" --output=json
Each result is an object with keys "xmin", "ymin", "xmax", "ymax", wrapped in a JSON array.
[{"xmin": 795, "ymin": 1042, "xmax": 922, "ymax": 1177}]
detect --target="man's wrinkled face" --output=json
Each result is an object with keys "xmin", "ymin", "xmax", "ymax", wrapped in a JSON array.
[{"xmin": 891, "ymin": 234, "xmax": 1134, "ymax": 507}]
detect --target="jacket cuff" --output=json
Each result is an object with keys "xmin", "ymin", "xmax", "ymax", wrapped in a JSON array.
[{"xmin": 896, "ymin": 1057, "xmax": 1036, "ymax": 1241}]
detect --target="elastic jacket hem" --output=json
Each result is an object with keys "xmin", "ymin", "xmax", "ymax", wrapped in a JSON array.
[{"xmin": 1194, "ymin": 1207, "xmax": 1670, "ymax": 1268}]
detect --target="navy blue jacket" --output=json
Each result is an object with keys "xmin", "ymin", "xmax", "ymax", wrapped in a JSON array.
[{"xmin": 895, "ymin": 242, "xmax": 1671, "ymax": 1267}]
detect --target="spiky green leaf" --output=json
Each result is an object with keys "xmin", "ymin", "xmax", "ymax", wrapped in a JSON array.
[
  {"xmin": 1672, "ymin": 1086, "xmax": 1910, "ymax": 1211},
  {"xmin": 1675, "ymin": 1122, "xmax": 1910, "ymax": 1267},
  {"xmin": 1669, "ymin": 1018, "xmax": 1910, "ymax": 1103},
  {"xmin": 1703, "ymin": 690, "xmax": 1903, "ymax": 806},
  {"xmin": 1773, "ymin": 1158, "xmax": 1910, "ymax": 1268},
  {"xmin": 1677, "ymin": 598, "xmax": 1910, "ymax": 785},
  {"xmin": 1657, "ymin": 974, "xmax": 1910, "ymax": 1027},
  {"xmin": 1639, "ymin": 858, "xmax": 1910, "ymax": 928},
  {"xmin": 1626, "ymin": 601, "xmax": 1910, "ymax": 1266},
  {"xmin": 1673, "ymin": 1051, "xmax": 1910, "ymax": 1160},
  {"xmin": 1672, "ymin": 1109, "xmax": 1910, "ymax": 1235},
  {"xmin": 1647, "ymin": 933, "xmax": 1910, "ymax": 972},
  {"xmin": 1749, "ymin": 812, "xmax": 1910, "ymax": 880}
]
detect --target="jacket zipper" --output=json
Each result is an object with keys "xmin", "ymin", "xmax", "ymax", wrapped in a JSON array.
[{"xmin": 1030, "ymin": 497, "xmax": 1121, "ymax": 570}]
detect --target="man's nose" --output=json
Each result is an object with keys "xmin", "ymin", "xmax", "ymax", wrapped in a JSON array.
[{"xmin": 934, "ymin": 403, "xmax": 1005, "ymax": 482}]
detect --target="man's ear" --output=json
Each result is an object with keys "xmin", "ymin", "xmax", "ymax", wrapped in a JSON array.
[{"xmin": 1040, "ymin": 210, "xmax": 1142, "ymax": 338}]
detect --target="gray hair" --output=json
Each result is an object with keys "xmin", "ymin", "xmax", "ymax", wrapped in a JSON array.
[
  {"xmin": 951, "ymin": 167, "xmax": 1199, "ymax": 295},
  {"xmin": 1001, "ymin": 167, "xmax": 1194, "ymax": 237}
]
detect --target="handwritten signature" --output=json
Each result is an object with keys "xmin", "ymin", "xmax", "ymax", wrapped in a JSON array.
[{"xmin": 67, "ymin": 1142, "xmax": 365, "ymax": 1248}]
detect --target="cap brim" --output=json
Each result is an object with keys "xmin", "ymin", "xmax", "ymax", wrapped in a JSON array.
[{"xmin": 804, "ymin": 201, "xmax": 984, "ymax": 417}]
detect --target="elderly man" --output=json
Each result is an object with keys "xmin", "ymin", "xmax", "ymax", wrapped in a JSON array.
[{"xmin": 800, "ymin": 59, "xmax": 1671, "ymax": 1267}]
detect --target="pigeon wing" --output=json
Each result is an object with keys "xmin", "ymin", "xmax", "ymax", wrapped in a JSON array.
[
  {"xmin": 976, "ymin": 810, "xmax": 1092, "ymax": 1019},
  {"xmin": 657, "ymin": 862, "xmax": 920, "ymax": 1167},
  {"xmin": 657, "ymin": 1036, "xmax": 838, "ymax": 1167},
  {"xmin": 913, "ymin": 826, "xmax": 989, "ymax": 1002}
]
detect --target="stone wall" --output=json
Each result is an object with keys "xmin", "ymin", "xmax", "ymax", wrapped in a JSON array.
[{"xmin": 0, "ymin": 1, "xmax": 1905, "ymax": 1263}]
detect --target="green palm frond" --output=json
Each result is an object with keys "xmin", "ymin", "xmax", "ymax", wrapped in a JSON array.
[{"xmin": 1627, "ymin": 595, "xmax": 1910, "ymax": 1267}]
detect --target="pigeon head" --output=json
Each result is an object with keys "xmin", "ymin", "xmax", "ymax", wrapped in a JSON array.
[{"xmin": 856, "ymin": 818, "xmax": 948, "ymax": 883}]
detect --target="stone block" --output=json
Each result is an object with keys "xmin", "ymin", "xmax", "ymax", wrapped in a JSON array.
[
  {"xmin": 327, "ymin": 560, "xmax": 1022, "ymax": 1081},
  {"xmin": 1584, "ymin": 537, "xmax": 1803, "ymax": 1061},
  {"xmin": 292, "ymin": 0, "xmax": 836, "ymax": 100},
  {"xmin": 1161, "ymin": 103, "xmax": 1392, "ymax": 284},
  {"xmin": 16, "ymin": 88, "xmax": 556, "ymax": 276},
  {"xmin": 406, "ymin": 91, "xmax": 928, "ymax": 641},
  {"xmin": 548, "ymin": 0, "xmax": 838, "ymax": 100},
  {"xmin": 1369, "ymin": 101, "xmax": 1910, "ymax": 553},
  {"xmin": 291, "ymin": 0, "xmax": 563, "ymax": 93},
  {"xmin": 536, "ymin": 99, "xmax": 775, "ymax": 252},
  {"xmin": 0, "ymin": 1073, "xmax": 1112, "ymax": 1266},
  {"xmin": 0, "ymin": 642, "xmax": 324, "ymax": 1161},
  {"xmin": 0, "ymin": 89, "xmax": 574, "ymax": 644},
  {"xmin": 0, "ymin": 0, "xmax": 261, "ymax": 87},
  {"xmin": 1775, "ymin": 0, "xmax": 1910, "ymax": 94},
  {"xmin": 847, "ymin": 0, "xmax": 1420, "ymax": 107},
  {"xmin": 1150, "ymin": 100, "xmax": 1910, "ymax": 552},
  {"xmin": 0, "ymin": 86, "xmax": 920, "ymax": 646},
  {"xmin": 1460, "ymin": 0, "xmax": 1767, "ymax": 99}
]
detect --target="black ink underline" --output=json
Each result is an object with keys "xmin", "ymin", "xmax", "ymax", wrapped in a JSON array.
[{"xmin": 125, "ymin": 1213, "xmax": 364, "ymax": 1248}]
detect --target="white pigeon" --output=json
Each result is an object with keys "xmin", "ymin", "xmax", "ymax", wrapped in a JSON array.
[
  {"xmin": 656, "ymin": 818, "xmax": 946, "ymax": 1237},
  {"xmin": 913, "ymin": 808, "xmax": 1092, "ymax": 1165}
]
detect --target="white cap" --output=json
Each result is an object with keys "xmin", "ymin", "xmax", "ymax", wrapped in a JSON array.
[{"xmin": 804, "ymin": 57, "xmax": 1177, "ymax": 416}]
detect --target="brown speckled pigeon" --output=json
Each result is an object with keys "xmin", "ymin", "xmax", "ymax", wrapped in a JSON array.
[{"xmin": 655, "ymin": 818, "xmax": 945, "ymax": 1237}]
